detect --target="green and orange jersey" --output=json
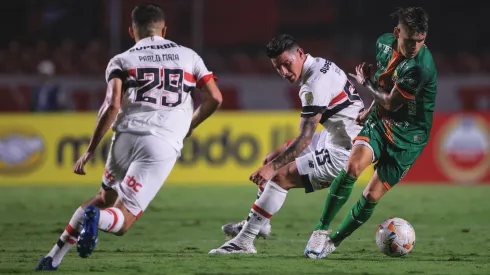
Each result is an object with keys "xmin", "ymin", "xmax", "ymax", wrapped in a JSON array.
[{"xmin": 370, "ymin": 33, "xmax": 437, "ymax": 149}]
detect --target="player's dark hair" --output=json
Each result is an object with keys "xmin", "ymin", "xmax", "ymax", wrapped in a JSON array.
[
  {"xmin": 391, "ymin": 7, "xmax": 429, "ymax": 33},
  {"xmin": 265, "ymin": 34, "xmax": 299, "ymax": 58},
  {"xmin": 132, "ymin": 3, "xmax": 166, "ymax": 37}
]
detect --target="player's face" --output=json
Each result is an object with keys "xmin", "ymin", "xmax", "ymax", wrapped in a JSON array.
[
  {"xmin": 271, "ymin": 48, "xmax": 305, "ymax": 83},
  {"xmin": 394, "ymin": 24, "xmax": 426, "ymax": 59}
]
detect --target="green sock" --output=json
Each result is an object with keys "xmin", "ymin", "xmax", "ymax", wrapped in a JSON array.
[
  {"xmin": 314, "ymin": 169, "xmax": 357, "ymax": 230},
  {"xmin": 329, "ymin": 195, "xmax": 378, "ymax": 246}
]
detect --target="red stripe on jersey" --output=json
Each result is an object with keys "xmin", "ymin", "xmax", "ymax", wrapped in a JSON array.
[
  {"xmin": 252, "ymin": 204, "xmax": 272, "ymax": 219},
  {"xmin": 197, "ymin": 74, "xmax": 218, "ymax": 89},
  {"xmin": 328, "ymin": 90, "xmax": 348, "ymax": 107},
  {"xmin": 128, "ymin": 69, "xmax": 136, "ymax": 77},
  {"xmin": 105, "ymin": 208, "xmax": 119, "ymax": 232},
  {"xmin": 184, "ymin": 72, "xmax": 197, "ymax": 83}
]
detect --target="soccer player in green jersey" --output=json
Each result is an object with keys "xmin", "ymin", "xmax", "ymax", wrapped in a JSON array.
[{"xmin": 304, "ymin": 7, "xmax": 437, "ymax": 259}]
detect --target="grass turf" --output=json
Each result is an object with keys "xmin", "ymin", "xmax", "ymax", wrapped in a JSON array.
[{"xmin": 0, "ymin": 184, "xmax": 489, "ymax": 274}]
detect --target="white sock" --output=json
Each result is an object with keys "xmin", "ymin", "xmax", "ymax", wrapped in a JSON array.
[
  {"xmin": 48, "ymin": 207, "xmax": 84, "ymax": 266},
  {"xmin": 255, "ymin": 183, "xmax": 271, "ymax": 228},
  {"xmin": 98, "ymin": 207, "xmax": 124, "ymax": 233},
  {"xmin": 237, "ymin": 181, "xmax": 287, "ymax": 243},
  {"xmin": 256, "ymin": 184, "xmax": 266, "ymax": 199}
]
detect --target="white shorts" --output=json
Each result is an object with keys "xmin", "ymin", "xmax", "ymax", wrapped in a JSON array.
[
  {"xmin": 295, "ymin": 131, "xmax": 350, "ymax": 193},
  {"xmin": 102, "ymin": 133, "xmax": 178, "ymax": 216}
]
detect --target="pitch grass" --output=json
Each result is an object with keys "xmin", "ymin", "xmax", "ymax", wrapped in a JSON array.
[{"xmin": 0, "ymin": 184, "xmax": 489, "ymax": 274}]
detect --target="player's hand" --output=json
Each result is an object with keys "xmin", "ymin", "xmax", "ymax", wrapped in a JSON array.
[
  {"xmin": 348, "ymin": 62, "xmax": 373, "ymax": 86},
  {"xmin": 249, "ymin": 163, "xmax": 275, "ymax": 186},
  {"xmin": 355, "ymin": 109, "xmax": 371, "ymax": 126},
  {"xmin": 73, "ymin": 151, "xmax": 94, "ymax": 175}
]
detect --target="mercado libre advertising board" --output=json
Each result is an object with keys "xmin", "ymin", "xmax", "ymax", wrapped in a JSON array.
[{"xmin": 0, "ymin": 112, "xmax": 374, "ymax": 186}]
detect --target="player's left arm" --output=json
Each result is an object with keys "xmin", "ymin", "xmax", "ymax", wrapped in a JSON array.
[
  {"xmin": 364, "ymin": 80, "xmax": 407, "ymax": 111},
  {"xmin": 271, "ymin": 113, "xmax": 322, "ymax": 170},
  {"xmin": 86, "ymin": 78, "xmax": 122, "ymax": 153},
  {"xmin": 365, "ymin": 66, "xmax": 426, "ymax": 111}
]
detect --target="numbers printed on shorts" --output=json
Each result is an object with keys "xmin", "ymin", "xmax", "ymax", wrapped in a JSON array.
[
  {"xmin": 134, "ymin": 67, "xmax": 184, "ymax": 107},
  {"xmin": 315, "ymin": 149, "xmax": 332, "ymax": 166}
]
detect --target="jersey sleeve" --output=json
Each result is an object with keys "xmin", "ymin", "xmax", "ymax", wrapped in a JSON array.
[
  {"xmin": 105, "ymin": 56, "xmax": 124, "ymax": 83},
  {"xmin": 192, "ymin": 53, "xmax": 217, "ymax": 89},
  {"xmin": 299, "ymin": 81, "xmax": 335, "ymax": 118},
  {"xmin": 395, "ymin": 65, "xmax": 429, "ymax": 99}
]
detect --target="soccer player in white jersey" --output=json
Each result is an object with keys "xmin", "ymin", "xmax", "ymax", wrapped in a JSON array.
[
  {"xmin": 209, "ymin": 34, "xmax": 364, "ymax": 254},
  {"xmin": 35, "ymin": 4, "xmax": 222, "ymax": 270}
]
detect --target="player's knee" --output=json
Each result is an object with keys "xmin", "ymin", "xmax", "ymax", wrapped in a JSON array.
[
  {"xmin": 362, "ymin": 189, "xmax": 383, "ymax": 202},
  {"xmin": 345, "ymin": 160, "xmax": 364, "ymax": 178}
]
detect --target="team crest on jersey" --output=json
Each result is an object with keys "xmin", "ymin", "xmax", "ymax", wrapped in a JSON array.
[
  {"xmin": 391, "ymin": 70, "xmax": 398, "ymax": 82},
  {"xmin": 304, "ymin": 92, "xmax": 314, "ymax": 105}
]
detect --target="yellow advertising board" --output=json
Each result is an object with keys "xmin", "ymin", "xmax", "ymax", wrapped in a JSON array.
[{"xmin": 0, "ymin": 112, "xmax": 373, "ymax": 185}]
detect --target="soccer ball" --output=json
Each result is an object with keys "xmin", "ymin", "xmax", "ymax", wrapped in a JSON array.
[{"xmin": 376, "ymin": 217, "xmax": 415, "ymax": 257}]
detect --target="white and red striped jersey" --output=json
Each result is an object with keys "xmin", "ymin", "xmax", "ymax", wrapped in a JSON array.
[
  {"xmin": 105, "ymin": 36, "xmax": 215, "ymax": 153},
  {"xmin": 298, "ymin": 54, "xmax": 364, "ymax": 150}
]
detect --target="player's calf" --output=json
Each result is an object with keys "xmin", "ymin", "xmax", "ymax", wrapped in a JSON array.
[
  {"xmin": 77, "ymin": 202, "xmax": 137, "ymax": 258},
  {"xmin": 36, "ymin": 187, "xmax": 118, "ymax": 270},
  {"xmin": 211, "ymin": 163, "xmax": 302, "ymax": 254}
]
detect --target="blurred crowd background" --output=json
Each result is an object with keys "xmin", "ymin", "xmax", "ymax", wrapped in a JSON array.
[
  {"xmin": 0, "ymin": 0, "xmax": 489, "ymax": 112},
  {"xmin": 0, "ymin": 0, "xmax": 489, "ymax": 186}
]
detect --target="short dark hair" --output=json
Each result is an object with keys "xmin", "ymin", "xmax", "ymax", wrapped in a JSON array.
[
  {"xmin": 391, "ymin": 7, "xmax": 429, "ymax": 33},
  {"xmin": 265, "ymin": 34, "xmax": 299, "ymax": 58},
  {"xmin": 132, "ymin": 4, "xmax": 166, "ymax": 36}
]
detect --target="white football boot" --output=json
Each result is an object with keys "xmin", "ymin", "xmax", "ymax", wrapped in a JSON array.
[
  {"xmin": 208, "ymin": 238, "xmax": 257, "ymax": 254},
  {"xmin": 221, "ymin": 220, "xmax": 271, "ymax": 239},
  {"xmin": 304, "ymin": 230, "xmax": 336, "ymax": 259}
]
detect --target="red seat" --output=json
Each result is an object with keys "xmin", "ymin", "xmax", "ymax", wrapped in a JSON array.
[
  {"xmin": 289, "ymin": 86, "xmax": 301, "ymax": 110},
  {"xmin": 218, "ymin": 86, "xmax": 240, "ymax": 110},
  {"xmin": 72, "ymin": 90, "xmax": 92, "ymax": 111}
]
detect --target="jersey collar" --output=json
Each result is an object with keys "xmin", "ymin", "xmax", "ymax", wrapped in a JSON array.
[
  {"xmin": 298, "ymin": 54, "xmax": 314, "ymax": 86},
  {"xmin": 136, "ymin": 36, "xmax": 166, "ymax": 45}
]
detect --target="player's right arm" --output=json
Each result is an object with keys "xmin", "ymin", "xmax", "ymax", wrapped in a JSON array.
[
  {"xmin": 186, "ymin": 53, "xmax": 222, "ymax": 137},
  {"xmin": 269, "ymin": 81, "xmax": 329, "ymax": 171},
  {"xmin": 74, "ymin": 57, "xmax": 123, "ymax": 175},
  {"xmin": 350, "ymin": 62, "xmax": 405, "ymax": 111},
  {"xmin": 356, "ymin": 100, "xmax": 375, "ymax": 126}
]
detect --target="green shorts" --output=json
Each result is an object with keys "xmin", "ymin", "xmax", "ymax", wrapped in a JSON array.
[{"xmin": 353, "ymin": 125, "xmax": 423, "ymax": 189}]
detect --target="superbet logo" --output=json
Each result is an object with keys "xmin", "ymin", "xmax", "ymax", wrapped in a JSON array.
[{"xmin": 124, "ymin": 175, "xmax": 142, "ymax": 192}]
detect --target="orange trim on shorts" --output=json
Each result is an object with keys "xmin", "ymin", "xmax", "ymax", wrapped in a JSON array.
[
  {"xmin": 381, "ymin": 120, "xmax": 395, "ymax": 144},
  {"xmin": 382, "ymin": 182, "xmax": 392, "ymax": 190},
  {"xmin": 353, "ymin": 136, "xmax": 370, "ymax": 144}
]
